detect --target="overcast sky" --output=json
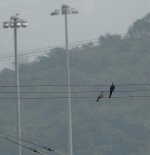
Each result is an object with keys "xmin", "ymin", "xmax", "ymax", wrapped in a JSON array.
[{"xmin": 0, "ymin": 0, "xmax": 149, "ymax": 69}]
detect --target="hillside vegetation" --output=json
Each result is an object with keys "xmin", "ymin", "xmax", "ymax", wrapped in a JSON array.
[{"xmin": 0, "ymin": 13, "xmax": 150, "ymax": 155}]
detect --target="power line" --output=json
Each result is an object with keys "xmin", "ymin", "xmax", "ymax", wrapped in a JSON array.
[
  {"xmin": 1, "ymin": 21, "xmax": 149, "ymax": 61},
  {"xmin": 1, "ymin": 34, "xmax": 149, "ymax": 62},
  {"xmin": 0, "ymin": 83, "xmax": 150, "ymax": 87},
  {"xmin": 0, "ymin": 96, "xmax": 148, "ymax": 100},
  {"xmin": 0, "ymin": 39, "xmax": 98, "ymax": 61},
  {"xmin": 0, "ymin": 90, "xmax": 150, "ymax": 93},
  {"xmin": 0, "ymin": 132, "xmax": 67, "ymax": 155},
  {"xmin": 0, "ymin": 135, "xmax": 48, "ymax": 155}
]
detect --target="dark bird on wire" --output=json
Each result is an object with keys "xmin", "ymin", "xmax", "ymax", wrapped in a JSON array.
[
  {"xmin": 96, "ymin": 91, "xmax": 104, "ymax": 102},
  {"xmin": 109, "ymin": 83, "xmax": 115, "ymax": 98}
]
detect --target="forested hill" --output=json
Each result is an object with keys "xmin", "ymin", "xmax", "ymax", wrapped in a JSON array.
[{"xmin": 0, "ymin": 13, "xmax": 150, "ymax": 155}]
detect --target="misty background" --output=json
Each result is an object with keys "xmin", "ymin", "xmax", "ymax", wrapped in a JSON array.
[
  {"xmin": 0, "ymin": 1, "xmax": 150, "ymax": 155},
  {"xmin": 0, "ymin": 0, "xmax": 149, "ymax": 69}
]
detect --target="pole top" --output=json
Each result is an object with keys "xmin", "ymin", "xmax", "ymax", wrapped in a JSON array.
[{"xmin": 61, "ymin": 4, "xmax": 69, "ymax": 10}]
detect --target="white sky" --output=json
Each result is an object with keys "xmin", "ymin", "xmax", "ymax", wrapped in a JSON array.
[{"xmin": 0, "ymin": 0, "xmax": 149, "ymax": 69}]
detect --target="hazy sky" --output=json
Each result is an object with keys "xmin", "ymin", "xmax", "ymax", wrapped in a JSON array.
[{"xmin": 0, "ymin": 0, "xmax": 149, "ymax": 69}]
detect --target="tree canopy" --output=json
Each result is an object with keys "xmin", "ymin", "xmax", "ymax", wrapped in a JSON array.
[{"xmin": 0, "ymin": 12, "xmax": 150, "ymax": 155}]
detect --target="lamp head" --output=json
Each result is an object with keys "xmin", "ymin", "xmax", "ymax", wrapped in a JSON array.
[{"xmin": 3, "ymin": 21, "xmax": 10, "ymax": 28}]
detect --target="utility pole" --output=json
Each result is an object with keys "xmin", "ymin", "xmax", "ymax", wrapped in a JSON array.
[
  {"xmin": 51, "ymin": 5, "xmax": 78, "ymax": 155},
  {"xmin": 3, "ymin": 14, "xmax": 28, "ymax": 155}
]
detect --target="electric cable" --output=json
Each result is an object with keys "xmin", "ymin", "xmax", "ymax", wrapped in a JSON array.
[
  {"xmin": 0, "ymin": 96, "xmax": 148, "ymax": 100},
  {"xmin": 0, "ymin": 132, "xmax": 67, "ymax": 155},
  {"xmin": 0, "ymin": 39, "xmax": 98, "ymax": 61},
  {"xmin": 0, "ymin": 90, "xmax": 149, "ymax": 93},
  {"xmin": 0, "ymin": 83, "xmax": 150, "ymax": 87},
  {"xmin": 0, "ymin": 134, "xmax": 48, "ymax": 155}
]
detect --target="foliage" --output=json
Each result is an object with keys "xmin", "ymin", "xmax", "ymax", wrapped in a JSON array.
[{"xmin": 0, "ymin": 13, "xmax": 150, "ymax": 155}]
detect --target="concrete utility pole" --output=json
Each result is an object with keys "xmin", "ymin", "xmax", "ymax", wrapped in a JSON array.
[
  {"xmin": 51, "ymin": 5, "xmax": 78, "ymax": 155},
  {"xmin": 3, "ymin": 14, "xmax": 28, "ymax": 155}
]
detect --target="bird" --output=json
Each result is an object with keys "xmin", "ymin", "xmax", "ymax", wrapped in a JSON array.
[
  {"xmin": 109, "ymin": 83, "xmax": 115, "ymax": 98},
  {"xmin": 96, "ymin": 91, "xmax": 104, "ymax": 102}
]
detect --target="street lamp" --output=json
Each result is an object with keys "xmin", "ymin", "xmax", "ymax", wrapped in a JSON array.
[
  {"xmin": 3, "ymin": 14, "xmax": 28, "ymax": 155},
  {"xmin": 51, "ymin": 5, "xmax": 78, "ymax": 155}
]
